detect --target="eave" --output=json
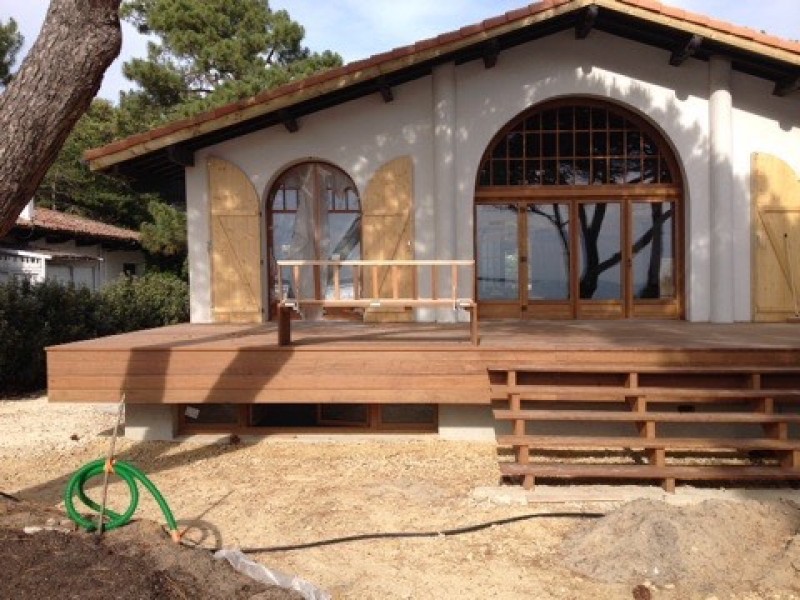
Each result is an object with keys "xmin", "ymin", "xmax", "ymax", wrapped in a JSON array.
[{"xmin": 86, "ymin": 0, "xmax": 800, "ymax": 194}]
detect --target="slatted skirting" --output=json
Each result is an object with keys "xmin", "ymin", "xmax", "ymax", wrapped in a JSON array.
[{"xmin": 492, "ymin": 365, "xmax": 800, "ymax": 491}]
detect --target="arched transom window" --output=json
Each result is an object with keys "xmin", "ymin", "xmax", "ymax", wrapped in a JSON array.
[{"xmin": 475, "ymin": 99, "xmax": 683, "ymax": 320}]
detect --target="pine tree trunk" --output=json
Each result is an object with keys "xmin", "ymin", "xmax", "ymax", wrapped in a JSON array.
[{"xmin": 0, "ymin": 0, "xmax": 122, "ymax": 236}]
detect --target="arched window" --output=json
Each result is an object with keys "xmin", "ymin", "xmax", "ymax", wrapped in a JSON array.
[
  {"xmin": 267, "ymin": 162, "xmax": 361, "ymax": 317},
  {"xmin": 475, "ymin": 100, "xmax": 683, "ymax": 320}
]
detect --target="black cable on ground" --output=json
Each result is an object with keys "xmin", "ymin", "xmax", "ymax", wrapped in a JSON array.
[{"xmin": 237, "ymin": 510, "xmax": 605, "ymax": 554}]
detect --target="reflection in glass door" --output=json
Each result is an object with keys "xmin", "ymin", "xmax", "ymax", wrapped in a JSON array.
[
  {"xmin": 527, "ymin": 204, "xmax": 570, "ymax": 300},
  {"xmin": 476, "ymin": 204, "xmax": 520, "ymax": 317},
  {"xmin": 578, "ymin": 202, "xmax": 622, "ymax": 317},
  {"xmin": 631, "ymin": 201, "xmax": 677, "ymax": 317}
]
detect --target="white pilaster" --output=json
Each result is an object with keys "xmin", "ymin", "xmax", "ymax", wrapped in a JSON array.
[
  {"xmin": 708, "ymin": 56, "xmax": 734, "ymax": 323},
  {"xmin": 432, "ymin": 63, "xmax": 458, "ymax": 321}
]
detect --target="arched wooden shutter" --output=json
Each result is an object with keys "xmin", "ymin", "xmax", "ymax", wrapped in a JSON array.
[
  {"xmin": 752, "ymin": 153, "xmax": 800, "ymax": 322},
  {"xmin": 362, "ymin": 156, "xmax": 414, "ymax": 322},
  {"xmin": 208, "ymin": 157, "xmax": 263, "ymax": 323}
]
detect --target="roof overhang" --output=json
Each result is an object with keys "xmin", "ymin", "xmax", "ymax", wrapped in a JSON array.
[{"xmin": 86, "ymin": 0, "xmax": 800, "ymax": 193}]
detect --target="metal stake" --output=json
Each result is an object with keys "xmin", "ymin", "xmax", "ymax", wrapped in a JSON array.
[{"xmin": 96, "ymin": 393, "xmax": 125, "ymax": 537}]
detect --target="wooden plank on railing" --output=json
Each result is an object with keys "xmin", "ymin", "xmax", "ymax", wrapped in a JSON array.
[{"xmin": 292, "ymin": 266, "xmax": 301, "ymax": 300}]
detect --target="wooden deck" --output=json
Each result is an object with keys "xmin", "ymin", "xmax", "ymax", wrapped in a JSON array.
[
  {"xmin": 47, "ymin": 320, "xmax": 800, "ymax": 405},
  {"xmin": 48, "ymin": 319, "xmax": 800, "ymax": 488}
]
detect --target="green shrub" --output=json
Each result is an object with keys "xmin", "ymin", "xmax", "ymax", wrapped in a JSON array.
[
  {"xmin": 100, "ymin": 271, "xmax": 189, "ymax": 332},
  {"xmin": 0, "ymin": 272, "xmax": 189, "ymax": 394}
]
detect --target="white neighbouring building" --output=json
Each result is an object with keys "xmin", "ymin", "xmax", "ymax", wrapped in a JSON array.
[{"xmin": 0, "ymin": 201, "xmax": 145, "ymax": 290}]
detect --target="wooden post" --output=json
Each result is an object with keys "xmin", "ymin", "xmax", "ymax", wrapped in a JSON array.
[
  {"xmin": 469, "ymin": 304, "xmax": 479, "ymax": 346},
  {"xmin": 277, "ymin": 305, "xmax": 292, "ymax": 346}
]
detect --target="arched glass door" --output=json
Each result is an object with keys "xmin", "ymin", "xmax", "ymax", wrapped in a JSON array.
[
  {"xmin": 475, "ymin": 100, "xmax": 683, "ymax": 319},
  {"xmin": 267, "ymin": 162, "xmax": 361, "ymax": 319}
]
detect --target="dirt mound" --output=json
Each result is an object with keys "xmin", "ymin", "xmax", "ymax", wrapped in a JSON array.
[
  {"xmin": 561, "ymin": 498, "xmax": 800, "ymax": 595},
  {"xmin": 0, "ymin": 496, "xmax": 301, "ymax": 600}
]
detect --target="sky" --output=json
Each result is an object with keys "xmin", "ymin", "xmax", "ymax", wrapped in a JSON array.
[{"xmin": 2, "ymin": 0, "xmax": 800, "ymax": 103}]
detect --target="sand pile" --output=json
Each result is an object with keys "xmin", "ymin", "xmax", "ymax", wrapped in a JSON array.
[{"xmin": 561, "ymin": 498, "xmax": 800, "ymax": 595}]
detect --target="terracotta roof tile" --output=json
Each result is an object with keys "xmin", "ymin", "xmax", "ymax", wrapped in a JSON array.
[
  {"xmin": 87, "ymin": 0, "xmax": 800, "ymax": 166},
  {"xmin": 15, "ymin": 208, "xmax": 140, "ymax": 243}
]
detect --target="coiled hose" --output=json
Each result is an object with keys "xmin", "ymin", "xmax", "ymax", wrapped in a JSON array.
[{"xmin": 64, "ymin": 458, "xmax": 180, "ymax": 542}]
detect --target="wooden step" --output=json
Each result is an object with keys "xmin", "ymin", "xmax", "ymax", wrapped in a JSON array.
[
  {"xmin": 492, "ymin": 409, "xmax": 800, "ymax": 423},
  {"xmin": 490, "ymin": 365, "xmax": 800, "ymax": 374},
  {"xmin": 499, "ymin": 463, "xmax": 800, "ymax": 481},
  {"xmin": 490, "ymin": 385, "xmax": 800, "ymax": 402},
  {"xmin": 496, "ymin": 434, "xmax": 800, "ymax": 451}
]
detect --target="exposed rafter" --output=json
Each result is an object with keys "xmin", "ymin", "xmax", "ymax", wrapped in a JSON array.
[
  {"xmin": 166, "ymin": 145, "xmax": 195, "ymax": 168},
  {"xmin": 376, "ymin": 76, "xmax": 394, "ymax": 102},
  {"xmin": 669, "ymin": 34, "xmax": 703, "ymax": 67},
  {"xmin": 575, "ymin": 5, "xmax": 599, "ymax": 40},
  {"xmin": 482, "ymin": 39, "xmax": 500, "ymax": 69},
  {"xmin": 278, "ymin": 109, "xmax": 299, "ymax": 133},
  {"xmin": 773, "ymin": 73, "xmax": 800, "ymax": 97}
]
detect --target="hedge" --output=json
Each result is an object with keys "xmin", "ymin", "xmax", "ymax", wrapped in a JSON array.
[{"xmin": 0, "ymin": 272, "xmax": 189, "ymax": 394}]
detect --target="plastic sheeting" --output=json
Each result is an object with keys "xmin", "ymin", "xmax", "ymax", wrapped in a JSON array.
[{"xmin": 214, "ymin": 548, "xmax": 331, "ymax": 600}]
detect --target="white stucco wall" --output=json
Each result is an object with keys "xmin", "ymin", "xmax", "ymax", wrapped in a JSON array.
[{"xmin": 186, "ymin": 29, "xmax": 800, "ymax": 324}]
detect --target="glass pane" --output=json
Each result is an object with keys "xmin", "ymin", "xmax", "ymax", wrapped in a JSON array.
[
  {"xmin": 326, "ymin": 213, "xmax": 361, "ymax": 299},
  {"xmin": 575, "ymin": 132, "xmax": 591, "ymax": 157},
  {"xmin": 559, "ymin": 132, "xmax": 574, "ymax": 156},
  {"xmin": 477, "ymin": 204, "xmax": 519, "ymax": 300},
  {"xmin": 579, "ymin": 203, "xmax": 621, "ymax": 300},
  {"xmin": 509, "ymin": 160, "xmax": 524, "ymax": 185},
  {"xmin": 478, "ymin": 163, "xmax": 490, "ymax": 186},
  {"xmin": 272, "ymin": 213, "xmax": 296, "ymax": 298},
  {"xmin": 491, "ymin": 160, "xmax": 507, "ymax": 185},
  {"xmin": 527, "ymin": 204, "xmax": 570, "ymax": 300},
  {"xmin": 632, "ymin": 202, "xmax": 675, "ymax": 299},
  {"xmin": 526, "ymin": 133, "xmax": 541, "ymax": 158},
  {"xmin": 508, "ymin": 132, "xmax": 524, "ymax": 158}
]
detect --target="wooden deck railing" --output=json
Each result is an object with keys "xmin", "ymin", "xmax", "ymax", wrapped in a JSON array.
[{"xmin": 276, "ymin": 259, "xmax": 478, "ymax": 346}]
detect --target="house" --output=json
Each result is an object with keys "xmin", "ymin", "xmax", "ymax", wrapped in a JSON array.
[
  {"xmin": 47, "ymin": 0, "xmax": 800, "ymax": 488},
  {"xmin": 1, "ymin": 201, "xmax": 145, "ymax": 290}
]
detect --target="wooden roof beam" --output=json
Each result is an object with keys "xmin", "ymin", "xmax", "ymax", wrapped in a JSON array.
[
  {"xmin": 167, "ymin": 145, "xmax": 195, "ymax": 168},
  {"xmin": 376, "ymin": 76, "xmax": 394, "ymax": 102},
  {"xmin": 773, "ymin": 73, "xmax": 800, "ymax": 97},
  {"xmin": 278, "ymin": 109, "xmax": 299, "ymax": 133},
  {"xmin": 575, "ymin": 5, "xmax": 599, "ymax": 40},
  {"xmin": 670, "ymin": 34, "xmax": 703, "ymax": 67},
  {"xmin": 482, "ymin": 39, "xmax": 500, "ymax": 69}
]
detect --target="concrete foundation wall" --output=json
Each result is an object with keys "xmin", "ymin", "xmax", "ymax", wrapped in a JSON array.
[
  {"xmin": 125, "ymin": 404, "xmax": 177, "ymax": 441},
  {"xmin": 437, "ymin": 405, "xmax": 503, "ymax": 441}
]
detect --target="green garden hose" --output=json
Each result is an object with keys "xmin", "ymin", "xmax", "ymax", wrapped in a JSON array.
[{"xmin": 64, "ymin": 458, "xmax": 180, "ymax": 542}]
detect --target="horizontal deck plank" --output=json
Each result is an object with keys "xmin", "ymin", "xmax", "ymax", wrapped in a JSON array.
[
  {"xmin": 48, "ymin": 388, "xmax": 490, "ymax": 404},
  {"xmin": 492, "ymin": 409, "xmax": 800, "ymax": 423},
  {"xmin": 499, "ymin": 463, "xmax": 800, "ymax": 480},
  {"xmin": 496, "ymin": 435, "xmax": 800, "ymax": 451},
  {"xmin": 491, "ymin": 385, "xmax": 800, "ymax": 400},
  {"xmin": 491, "ymin": 365, "xmax": 800, "ymax": 374},
  {"xmin": 49, "ymin": 374, "xmax": 487, "ymax": 391},
  {"xmin": 46, "ymin": 321, "xmax": 800, "ymax": 406}
]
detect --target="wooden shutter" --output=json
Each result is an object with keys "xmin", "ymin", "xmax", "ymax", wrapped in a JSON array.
[
  {"xmin": 362, "ymin": 156, "xmax": 414, "ymax": 322},
  {"xmin": 752, "ymin": 153, "xmax": 800, "ymax": 322},
  {"xmin": 208, "ymin": 157, "xmax": 263, "ymax": 323}
]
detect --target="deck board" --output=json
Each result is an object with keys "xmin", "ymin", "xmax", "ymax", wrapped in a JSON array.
[{"xmin": 46, "ymin": 320, "xmax": 800, "ymax": 404}]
